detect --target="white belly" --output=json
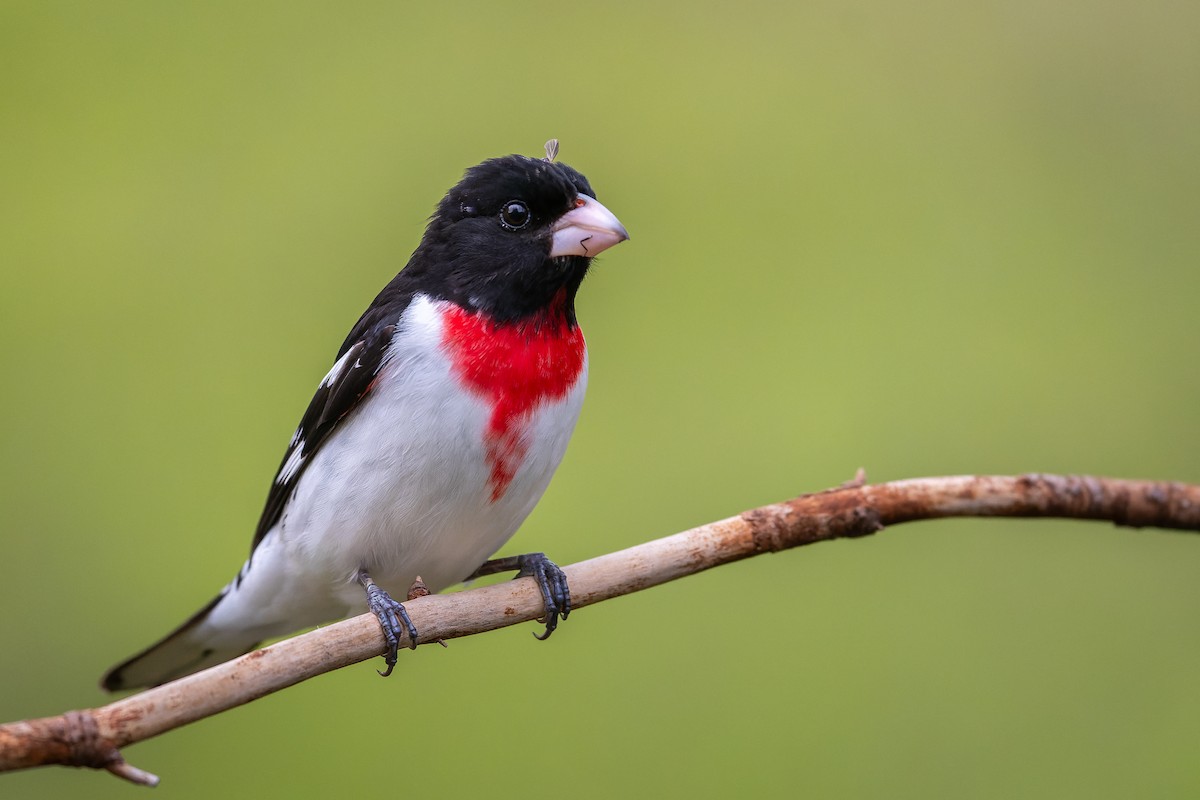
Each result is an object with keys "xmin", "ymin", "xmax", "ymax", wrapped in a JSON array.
[{"xmin": 203, "ymin": 295, "xmax": 587, "ymax": 641}]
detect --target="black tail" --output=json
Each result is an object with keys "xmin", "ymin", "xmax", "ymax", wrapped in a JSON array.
[{"xmin": 100, "ymin": 593, "xmax": 259, "ymax": 691}]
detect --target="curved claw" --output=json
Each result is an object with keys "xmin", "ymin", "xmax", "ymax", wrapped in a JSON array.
[
  {"xmin": 357, "ymin": 570, "xmax": 419, "ymax": 677},
  {"xmin": 515, "ymin": 553, "xmax": 571, "ymax": 640}
]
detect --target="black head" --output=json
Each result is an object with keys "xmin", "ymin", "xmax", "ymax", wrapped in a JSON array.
[{"xmin": 405, "ymin": 153, "xmax": 628, "ymax": 324}]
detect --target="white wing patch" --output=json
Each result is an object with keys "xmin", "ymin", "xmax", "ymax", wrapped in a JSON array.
[
  {"xmin": 321, "ymin": 347, "xmax": 357, "ymax": 388},
  {"xmin": 274, "ymin": 347, "xmax": 361, "ymax": 486}
]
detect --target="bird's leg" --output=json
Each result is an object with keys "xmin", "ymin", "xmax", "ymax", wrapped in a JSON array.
[
  {"xmin": 466, "ymin": 552, "xmax": 571, "ymax": 640},
  {"xmin": 355, "ymin": 568, "xmax": 419, "ymax": 677}
]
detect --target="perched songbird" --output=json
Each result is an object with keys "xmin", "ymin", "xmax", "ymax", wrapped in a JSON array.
[{"xmin": 101, "ymin": 141, "xmax": 628, "ymax": 691}]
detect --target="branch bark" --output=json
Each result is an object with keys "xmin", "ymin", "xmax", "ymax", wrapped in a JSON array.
[{"xmin": 2, "ymin": 473, "xmax": 1198, "ymax": 786}]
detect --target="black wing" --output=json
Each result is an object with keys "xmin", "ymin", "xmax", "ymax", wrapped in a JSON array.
[{"xmin": 248, "ymin": 319, "xmax": 399, "ymax": 555}]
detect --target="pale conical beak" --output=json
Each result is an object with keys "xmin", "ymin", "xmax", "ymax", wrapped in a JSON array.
[{"xmin": 549, "ymin": 194, "xmax": 629, "ymax": 258}]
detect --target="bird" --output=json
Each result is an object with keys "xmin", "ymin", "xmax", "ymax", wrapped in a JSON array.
[{"xmin": 101, "ymin": 141, "xmax": 628, "ymax": 691}]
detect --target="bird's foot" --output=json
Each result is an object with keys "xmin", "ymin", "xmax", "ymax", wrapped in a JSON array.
[
  {"xmin": 468, "ymin": 552, "xmax": 571, "ymax": 640},
  {"xmin": 356, "ymin": 570, "xmax": 418, "ymax": 677}
]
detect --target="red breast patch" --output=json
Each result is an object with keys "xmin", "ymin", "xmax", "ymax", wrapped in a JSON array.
[{"xmin": 441, "ymin": 299, "xmax": 586, "ymax": 502}]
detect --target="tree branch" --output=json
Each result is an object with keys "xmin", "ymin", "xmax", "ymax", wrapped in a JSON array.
[{"xmin": 2, "ymin": 473, "xmax": 1198, "ymax": 786}]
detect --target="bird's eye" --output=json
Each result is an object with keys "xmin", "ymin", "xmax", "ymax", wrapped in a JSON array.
[{"xmin": 499, "ymin": 200, "xmax": 531, "ymax": 230}]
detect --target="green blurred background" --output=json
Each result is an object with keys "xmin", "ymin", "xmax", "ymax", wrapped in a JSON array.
[{"xmin": 2, "ymin": 1, "xmax": 1198, "ymax": 797}]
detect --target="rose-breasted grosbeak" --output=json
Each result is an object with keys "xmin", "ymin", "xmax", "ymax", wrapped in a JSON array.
[{"xmin": 101, "ymin": 143, "xmax": 628, "ymax": 691}]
